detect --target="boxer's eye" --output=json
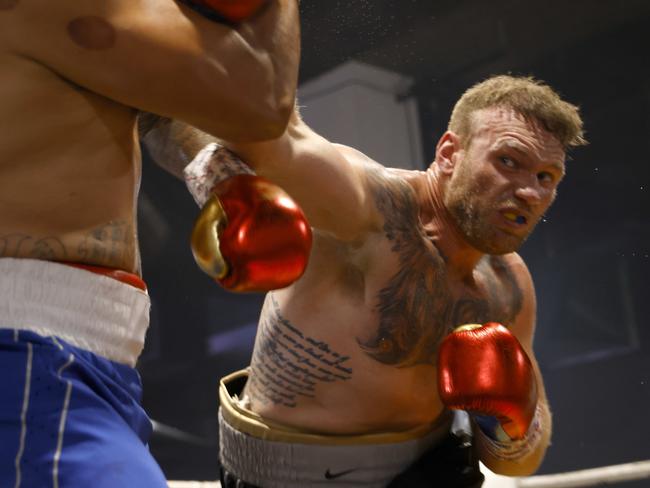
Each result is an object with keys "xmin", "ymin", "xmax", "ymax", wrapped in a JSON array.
[
  {"xmin": 500, "ymin": 156, "xmax": 516, "ymax": 169},
  {"xmin": 537, "ymin": 171, "xmax": 554, "ymax": 184}
]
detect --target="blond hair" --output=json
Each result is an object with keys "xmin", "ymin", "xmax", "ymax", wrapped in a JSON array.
[{"xmin": 449, "ymin": 75, "xmax": 587, "ymax": 149}]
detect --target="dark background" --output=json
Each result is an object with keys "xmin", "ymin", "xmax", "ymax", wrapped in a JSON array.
[{"xmin": 137, "ymin": 0, "xmax": 650, "ymax": 483}]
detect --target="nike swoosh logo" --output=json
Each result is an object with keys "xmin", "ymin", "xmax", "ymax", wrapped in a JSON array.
[{"xmin": 324, "ymin": 468, "xmax": 357, "ymax": 480}]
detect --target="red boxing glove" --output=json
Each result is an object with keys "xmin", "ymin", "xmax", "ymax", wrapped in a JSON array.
[
  {"xmin": 437, "ymin": 322, "xmax": 538, "ymax": 440},
  {"xmin": 188, "ymin": 0, "xmax": 267, "ymax": 23},
  {"xmin": 191, "ymin": 174, "xmax": 312, "ymax": 292}
]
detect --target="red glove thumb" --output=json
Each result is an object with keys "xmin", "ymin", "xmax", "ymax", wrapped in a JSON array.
[{"xmin": 191, "ymin": 174, "xmax": 312, "ymax": 292}]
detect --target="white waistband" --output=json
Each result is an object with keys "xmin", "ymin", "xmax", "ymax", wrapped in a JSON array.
[
  {"xmin": 219, "ymin": 409, "xmax": 446, "ymax": 488},
  {"xmin": 0, "ymin": 258, "xmax": 150, "ymax": 366}
]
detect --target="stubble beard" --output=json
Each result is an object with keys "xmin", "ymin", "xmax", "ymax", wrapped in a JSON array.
[{"xmin": 444, "ymin": 166, "xmax": 529, "ymax": 255}]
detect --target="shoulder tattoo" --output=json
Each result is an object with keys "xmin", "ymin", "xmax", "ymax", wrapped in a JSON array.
[{"xmin": 357, "ymin": 170, "xmax": 523, "ymax": 367}]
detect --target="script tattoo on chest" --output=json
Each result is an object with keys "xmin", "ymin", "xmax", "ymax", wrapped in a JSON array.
[
  {"xmin": 357, "ymin": 172, "xmax": 523, "ymax": 367},
  {"xmin": 248, "ymin": 295, "xmax": 353, "ymax": 408}
]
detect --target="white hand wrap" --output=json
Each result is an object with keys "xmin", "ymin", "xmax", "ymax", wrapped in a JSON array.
[
  {"xmin": 183, "ymin": 143, "xmax": 255, "ymax": 207},
  {"xmin": 474, "ymin": 404, "xmax": 544, "ymax": 461}
]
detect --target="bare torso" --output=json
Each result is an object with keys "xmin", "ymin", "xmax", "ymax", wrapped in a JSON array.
[
  {"xmin": 245, "ymin": 164, "xmax": 525, "ymax": 434},
  {"xmin": 0, "ymin": 46, "xmax": 141, "ymax": 273},
  {"xmin": 0, "ymin": 0, "xmax": 298, "ymax": 275}
]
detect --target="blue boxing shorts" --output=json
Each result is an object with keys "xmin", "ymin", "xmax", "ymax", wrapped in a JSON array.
[{"xmin": 0, "ymin": 258, "xmax": 168, "ymax": 488}]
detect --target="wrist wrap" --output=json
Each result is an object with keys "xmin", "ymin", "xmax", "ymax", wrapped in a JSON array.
[
  {"xmin": 184, "ymin": 143, "xmax": 255, "ymax": 207},
  {"xmin": 474, "ymin": 404, "xmax": 544, "ymax": 461}
]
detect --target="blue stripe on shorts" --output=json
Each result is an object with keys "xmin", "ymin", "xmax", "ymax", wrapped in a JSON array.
[{"xmin": 0, "ymin": 329, "xmax": 167, "ymax": 487}]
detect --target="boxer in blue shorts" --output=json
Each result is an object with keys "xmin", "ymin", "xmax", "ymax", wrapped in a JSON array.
[
  {"xmin": 0, "ymin": 0, "xmax": 300, "ymax": 485},
  {"xmin": 1, "ymin": 331, "xmax": 163, "ymax": 487},
  {"xmin": 0, "ymin": 259, "xmax": 166, "ymax": 487}
]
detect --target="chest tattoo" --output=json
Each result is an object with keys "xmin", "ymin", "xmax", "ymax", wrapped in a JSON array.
[{"xmin": 357, "ymin": 173, "xmax": 523, "ymax": 367}]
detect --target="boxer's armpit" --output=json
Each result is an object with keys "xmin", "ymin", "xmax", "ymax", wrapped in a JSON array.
[
  {"xmin": 137, "ymin": 112, "xmax": 171, "ymax": 140},
  {"xmin": 0, "ymin": 0, "xmax": 20, "ymax": 11},
  {"xmin": 249, "ymin": 295, "xmax": 353, "ymax": 408}
]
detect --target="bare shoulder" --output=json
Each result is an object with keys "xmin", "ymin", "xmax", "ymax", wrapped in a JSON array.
[
  {"xmin": 304, "ymin": 140, "xmax": 414, "ymax": 241},
  {"xmin": 2, "ymin": 0, "xmax": 214, "ymax": 79},
  {"xmin": 355, "ymin": 166, "xmax": 425, "ymax": 253},
  {"xmin": 492, "ymin": 252, "xmax": 534, "ymax": 292},
  {"xmin": 0, "ymin": 0, "xmax": 281, "ymax": 138},
  {"xmin": 2, "ymin": 0, "xmax": 138, "ymax": 45},
  {"xmin": 490, "ymin": 253, "xmax": 537, "ymax": 342},
  {"xmin": 330, "ymin": 144, "xmax": 415, "ymax": 185},
  {"xmin": 329, "ymin": 143, "xmax": 390, "ymax": 183},
  {"xmin": 329, "ymin": 144, "xmax": 409, "ymax": 194},
  {"xmin": 0, "ymin": 0, "xmax": 21, "ymax": 44},
  {"xmin": 2, "ymin": 0, "xmax": 184, "ymax": 78},
  {"xmin": 331, "ymin": 143, "xmax": 376, "ymax": 163}
]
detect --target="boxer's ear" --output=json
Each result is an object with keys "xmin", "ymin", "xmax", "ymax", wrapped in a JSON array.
[{"xmin": 435, "ymin": 131, "xmax": 463, "ymax": 176}]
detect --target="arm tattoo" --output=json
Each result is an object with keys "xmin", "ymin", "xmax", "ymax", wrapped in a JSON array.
[
  {"xmin": 249, "ymin": 295, "xmax": 352, "ymax": 408},
  {"xmin": 358, "ymin": 171, "xmax": 523, "ymax": 368},
  {"xmin": 139, "ymin": 112, "xmax": 217, "ymax": 180}
]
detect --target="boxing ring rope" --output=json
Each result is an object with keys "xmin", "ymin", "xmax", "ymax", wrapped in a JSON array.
[
  {"xmin": 168, "ymin": 483, "xmax": 218, "ymax": 487},
  {"xmin": 515, "ymin": 460, "xmax": 650, "ymax": 488},
  {"xmin": 168, "ymin": 459, "xmax": 650, "ymax": 487}
]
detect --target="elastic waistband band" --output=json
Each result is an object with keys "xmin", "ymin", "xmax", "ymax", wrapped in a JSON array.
[
  {"xmin": 219, "ymin": 369, "xmax": 453, "ymax": 446},
  {"xmin": 219, "ymin": 370, "xmax": 454, "ymax": 488},
  {"xmin": 62, "ymin": 262, "xmax": 147, "ymax": 291},
  {"xmin": 0, "ymin": 258, "xmax": 150, "ymax": 366}
]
